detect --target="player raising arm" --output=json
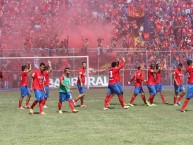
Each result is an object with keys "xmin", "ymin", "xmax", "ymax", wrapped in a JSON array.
[
  {"xmin": 58, "ymin": 68, "xmax": 78, "ymax": 113},
  {"xmin": 181, "ymin": 60, "xmax": 193, "ymax": 112},
  {"xmin": 155, "ymin": 59, "xmax": 168, "ymax": 104},
  {"xmin": 173, "ymin": 63, "xmax": 185, "ymax": 106},
  {"xmin": 29, "ymin": 63, "xmax": 46, "ymax": 115},
  {"xmin": 106, "ymin": 59, "xmax": 125, "ymax": 107},
  {"xmin": 128, "ymin": 65, "xmax": 147, "ymax": 106},
  {"xmin": 146, "ymin": 64, "xmax": 157, "ymax": 106},
  {"xmin": 18, "ymin": 61, "xmax": 32, "ymax": 109},
  {"xmin": 103, "ymin": 58, "xmax": 129, "ymax": 110},
  {"xmin": 43, "ymin": 60, "xmax": 52, "ymax": 108}
]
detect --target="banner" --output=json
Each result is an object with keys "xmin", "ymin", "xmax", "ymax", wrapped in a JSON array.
[{"xmin": 49, "ymin": 75, "xmax": 108, "ymax": 88}]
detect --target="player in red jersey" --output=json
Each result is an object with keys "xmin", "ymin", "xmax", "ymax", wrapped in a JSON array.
[
  {"xmin": 146, "ymin": 64, "xmax": 157, "ymax": 106},
  {"xmin": 103, "ymin": 58, "xmax": 129, "ymax": 110},
  {"xmin": 106, "ymin": 59, "xmax": 125, "ymax": 107},
  {"xmin": 173, "ymin": 63, "xmax": 185, "ymax": 106},
  {"xmin": 43, "ymin": 60, "xmax": 52, "ymax": 108},
  {"xmin": 128, "ymin": 65, "xmax": 147, "ymax": 106},
  {"xmin": 73, "ymin": 62, "xmax": 87, "ymax": 107},
  {"xmin": 181, "ymin": 60, "xmax": 193, "ymax": 112},
  {"xmin": 155, "ymin": 59, "xmax": 168, "ymax": 104},
  {"xmin": 29, "ymin": 63, "xmax": 46, "ymax": 115},
  {"xmin": 18, "ymin": 62, "xmax": 32, "ymax": 109}
]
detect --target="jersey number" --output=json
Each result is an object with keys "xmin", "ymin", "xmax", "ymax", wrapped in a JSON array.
[{"xmin": 109, "ymin": 71, "xmax": 113, "ymax": 78}]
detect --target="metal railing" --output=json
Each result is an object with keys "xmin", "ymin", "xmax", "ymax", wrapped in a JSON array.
[{"xmin": 0, "ymin": 48, "xmax": 191, "ymax": 89}]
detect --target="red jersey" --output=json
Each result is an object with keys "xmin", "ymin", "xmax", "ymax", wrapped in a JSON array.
[
  {"xmin": 0, "ymin": 71, "xmax": 3, "ymax": 78},
  {"xmin": 32, "ymin": 69, "xmax": 44, "ymax": 90},
  {"xmin": 187, "ymin": 66, "xmax": 193, "ymax": 84},
  {"xmin": 108, "ymin": 61, "xmax": 125, "ymax": 85},
  {"xmin": 173, "ymin": 68, "xmax": 183, "ymax": 86},
  {"xmin": 43, "ymin": 71, "xmax": 50, "ymax": 86},
  {"xmin": 130, "ymin": 70, "xmax": 144, "ymax": 87},
  {"xmin": 147, "ymin": 68, "xmax": 156, "ymax": 85},
  {"xmin": 114, "ymin": 69, "xmax": 121, "ymax": 82},
  {"xmin": 77, "ymin": 67, "xmax": 86, "ymax": 85},
  {"xmin": 156, "ymin": 68, "xmax": 162, "ymax": 83},
  {"xmin": 20, "ymin": 71, "xmax": 28, "ymax": 86}
]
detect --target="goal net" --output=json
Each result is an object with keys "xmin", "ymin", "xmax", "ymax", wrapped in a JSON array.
[{"xmin": 0, "ymin": 56, "xmax": 89, "ymax": 90}]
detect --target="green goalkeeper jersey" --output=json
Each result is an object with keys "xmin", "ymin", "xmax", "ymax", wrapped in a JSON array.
[{"xmin": 59, "ymin": 75, "xmax": 70, "ymax": 93}]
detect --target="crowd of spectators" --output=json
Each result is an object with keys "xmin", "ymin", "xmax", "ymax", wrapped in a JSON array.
[
  {"xmin": 1, "ymin": 0, "xmax": 193, "ymax": 89},
  {"xmin": 0, "ymin": 0, "xmax": 192, "ymax": 51}
]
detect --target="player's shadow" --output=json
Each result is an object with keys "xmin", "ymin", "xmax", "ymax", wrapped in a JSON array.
[
  {"xmin": 107, "ymin": 106, "xmax": 115, "ymax": 109},
  {"xmin": 110, "ymin": 103, "xmax": 121, "ymax": 105},
  {"xmin": 177, "ymin": 109, "xmax": 191, "ymax": 112},
  {"xmin": 153, "ymin": 102, "xmax": 173, "ymax": 105},
  {"xmin": 33, "ymin": 112, "xmax": 40, "ymax": 114},
  {"xmin": 56, "ymin": 111, "xmax": 70, "ymax": 113},
  {"xmin": 28, "ymin": 112, "xmax": 41, "ymax": 115},
  {"xmin": 132, "ymin": 104, "xmax": 147, "ymax": 106},
  {"xmin": 165, "ymin": 103, "xmax": 173, "ymax": 106},
  {"xmin": 75, "ymin": 105, "xmax": 81, "ymax": 107}
]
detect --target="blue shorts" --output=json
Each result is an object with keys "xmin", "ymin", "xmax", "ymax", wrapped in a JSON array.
[
  {"xmin": 174, "ymin": 85, "xmax": 185, "ymax": 93},
  {"xmin": 20, "ymin": 86, "xmax": 31, "ymax": 97},
  {"xmin": 45, "ymin": 86, "xmax": 50, "ymax": 99},
  {"xmin": 77, "ymin": 84, "xmax": 85, "ymax": 94},
  {"xmin": 34, "ymin": 90, "xmax": 45, "ymax": 101},
  {"xmin": 59, "ymin": 92, "xmax": 72, "ymax": 102},
  {"xmin": 117, "ymin": 82, "xmax": 123, "ymax": 93},
  {"xmin": 107, "ymin": 87, "xmax": 111, "ymax": 94},
  {"xmin": 155, "ymin": 83, "xmax": 163, "ymax": 92},
  {"xmin": 108, "ymin": 84, "xmax": 122, "ymax": 95},
  {"xmin": 186, "ymin": 84, "xmax": 193, "ymax": 99},
  {"xmin": 134, "ymin": 87, "xmax": 144, "ymax": 95},
  {"xmin": 147, "ymin": 85, "xmax": 157, "ymax": 95}
]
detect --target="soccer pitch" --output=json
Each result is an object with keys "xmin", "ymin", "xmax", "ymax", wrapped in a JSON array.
[{"xmin": 1, "ymin": 88, "xmax": 193, "ymax": 145}]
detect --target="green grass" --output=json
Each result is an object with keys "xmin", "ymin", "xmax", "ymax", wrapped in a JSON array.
[{"xmin": 1, "ymin": 88, "xmax": 193, "ymax": 145}]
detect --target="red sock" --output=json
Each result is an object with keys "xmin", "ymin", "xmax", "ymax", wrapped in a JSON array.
[
  {"xmin": 43, "ymin": 98, "xmax": 47, "ymax": 105},
  {"xmin": 18, "ymin": 103, "xmax": 22, "ymax": 108},
  {"xmin": 108, "ymin": 94, "xmax": 114, "ymax": 103},
  {"xmin": 25, "ymin": 102, "xmax": 29, "ymax": 107},
  {"xmin": 58, "ymin": 101, "xmax": 62, "ymax": 110},
  {"xmin": 148, "ymin": 95, "xmax": 154, "ymax": 104},
  {"xmin": 130, "ymin": 94, "xmax": 137, "ymax": 104},
  {"xmin": 181, "ymin": 98, "xmax": 190, "ymax": 111},
  {"xmin": 39, "ymin": 100, "xmax": 44, "ymax": 114},
  {"xmin": 118, "ymin": 95, "xmax": 125, "ymax": 107},
  {"xmin": 69, "ymin": 100, "xmax": 75, "ymax": 111},
  {"xmin": 104, "ymin": 95, "xmax": 110, "ymax": 108},
  {"xmin": 161, "ymin": 94, "xmax": 166, "ymax": 104},
  {"xmin": 141, "ymin": 94, "xmax": 146, "ymax": 104},
  {"xmin": 81, "ymin": 101, "xmax": 85, "ymax": 106},
  {"xmin": 151, "ymin": 95, "xmax": 155, "ymax": 104},
  {"xmin": 177, "ymin": 94, "xmax": 184, "ymax": 103},
  {"xmin": 30, "ymin": 100, "xmax": 38, "ymax": 109},
  {"xmin": 74, "ymin": 98, "xmax": 78, "ymax": 102},
  {"xmin": 174, "ymin": 95, "xmax": 177, "ymax": 104}
]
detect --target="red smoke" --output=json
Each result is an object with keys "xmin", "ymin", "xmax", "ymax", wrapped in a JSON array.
[{"xmin": 0, "ymin": 0, "xmax": 114, "ymax": 49}]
